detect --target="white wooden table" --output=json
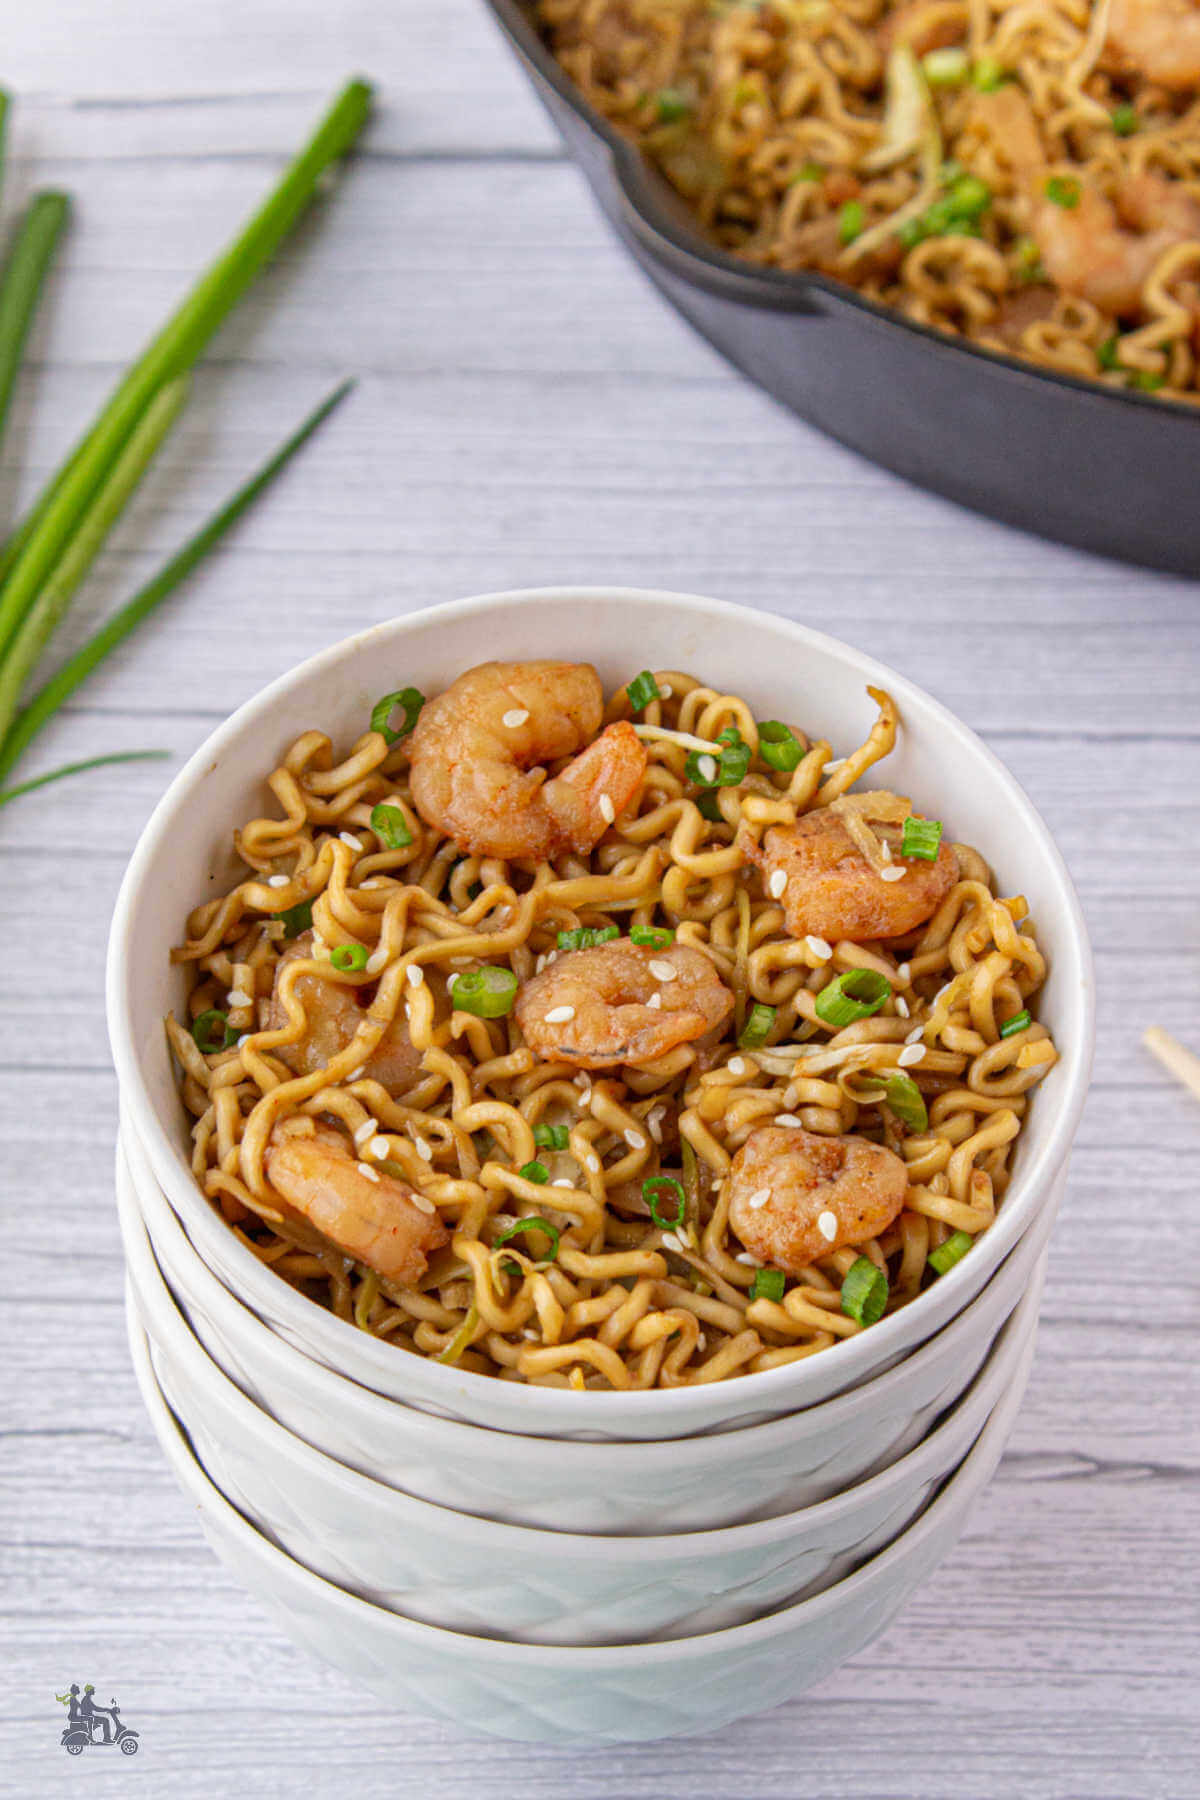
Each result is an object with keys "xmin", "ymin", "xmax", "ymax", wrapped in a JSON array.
[{"xmin": 3, "ymin": 3, "xmax": 1198, "ymax": 1792}]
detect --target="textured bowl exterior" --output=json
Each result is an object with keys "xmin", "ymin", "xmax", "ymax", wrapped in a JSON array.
[
  {"xmin": 126, "ymin": 1301, "xmax": 1036, "ymax": 1744},
  {"xmin": 123, "ymin": 1121, "xmax": 1061, "ymax": 1532},
  {"xmin": 106, "ymin": 589, "xmax": 1094, "ymax": 1440},
  {"xmin": 119, "ymin": 1143, "xmax": 1041, "ymax": 1647}
]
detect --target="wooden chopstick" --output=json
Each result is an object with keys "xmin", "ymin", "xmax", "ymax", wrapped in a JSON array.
[{"xmin": 1143, "ymin": 1026, "xmax": 1200, "ymax": 1103}]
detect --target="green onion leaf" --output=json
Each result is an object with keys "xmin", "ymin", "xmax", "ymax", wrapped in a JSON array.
[
  {"xmin": 789, "ymin": 161, "xmax": 824, "ymax": 185},
  {"xmin": 922, "ymin": 46, "xmax": 970, "ymax": 86},
  {"xmin": 929, "ymin": 1229, "xmax": 973, "ymax": 1275},
  {"xmin": 436, "ymin": 1302, "xmax": 480, "ymax": 1365},
  {"xmin": 450, "ymin": 965, "xmax": 519, "ymax": 1018},
  {"xmin": 1097, "ymin": 336, "xmax": 1122, "ymax": 371},
  {"xmin": 534, "ymin": 1123, "xmax": 569, "ymax": 1151},
  {"xmin": 192, "ymin": 1009, "xmax": 236, "ymax": 1054},
  {"xmin": 739, "ymin": 1003, "xmax": 777, "ymax": 1050},
  {"xmin": 972, "ymin": 55, "xmax": 1008, "ymax": 90},
  {"xmin": 557, "ymin": 924, "xmax": 620, "ymax": 952},
  {"xmin": 0, "ymin": 748, "xmax": 168, "ymax": 806},
  {"xmin": 1044, "ymin": 175, "xmax": 1081, "ymax": 209},
  {"xmin": 686, "ymin": 726, "xmax": 750, "ymax": 789},
  {"xmin": 0, "ymin": 192, "xmax": 70, "ymax": 463},
  {"xmin": 275, "ymin": 898, "xmax": 314, "ymax": 939},
  {"xmin": 655, "ymin": 88, "xmax": 690, "ymax": 123},
  {"xmin": 901, "ymin": 815, "xmax": 943, "ymax": 860},
  {"xmin": 370, "ymin": 802, "xmax": 413, "ymax": 849},
  {"xmin": 518, "ymin": 1160, "xmax": 550, "ymax": 1185},
  {"xmin": 696, "ymin": 789, "xmax": 724, "ymax": 823},
  {"xmin": 1000, "ymin": 1009, "xmax": 1032, "ymax": 1038},
  {"xmin": 758, "ymin": 720, "xmax": 803, "ymax": 772},
  {"xmin": 838, "ymin": 199, "xmax": 865, "ymax": 244},
  {"xmin": 644, "ymin": 1176, "xmax": 686, "ymax": 1232},
  {"xmin": 370, "ymin": 686, "xmax": 424, "ymax": 746},
  {"xmin": 494, "ymin": 1215, "xmax": 561, "ymax": 1261},
  {"xmin": 815, "ymin": 968, "xmax": 892, "ymax": 1026},
  {"xmin": 626, "ymin": 669, "xmax": 661, "ymax": 712},
  {"xmin": 841, "ymin": 1255, "xmax": 889, "ymax": 1324},
  {"xmin": 1111, "ymin": 102, "xmax": 1138, "ymax": 136},
  {"xmin": 880, "ymin": 1070, "xmax": 928, "ymax": 1132},
  {"xmin": 750, "ymin": 1267, "xmax": 786, "ymax": 1303},
  {"xmin": 630, "ymin": 924, "xmax": 675, "ymax": 949},
  {"xmin": 331, "ymin": 943, "xmax": 368, "ymax": 973}
]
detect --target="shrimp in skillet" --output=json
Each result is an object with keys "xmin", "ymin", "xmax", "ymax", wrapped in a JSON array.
[
  {"xmin": 1031, "ymin": 171, "xmax": 1200, "ymax": 317},
  {"xmin": 727, "ymin": 1125, "xmax": 909, "ymax": 1275},
  {"xmin": 1105, "ymin": 0, "xmax": 1200, "ymax": 89},
  {"xmin": 261, "ymin": 932, "xmax": 425, "ymax": 1093},
  {"xmin": 743, "ymin": 807, "xmax": 957, "ymax": 942},
  {"xmin": 515, "ymin": 940, "xmax": 734, "ymax": 1069},
  {"xmin": 264, "ymin": 1122, "xmax": 448, "ymax": 1284},
  {"xmin": 409, "ymin": 660, "xmax": 647, "ymax": 861}
]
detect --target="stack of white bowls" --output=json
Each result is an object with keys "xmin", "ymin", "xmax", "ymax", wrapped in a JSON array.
[{"xmin": 108, "ymin": 590, "xmax": 1095, "ymax": 1746}]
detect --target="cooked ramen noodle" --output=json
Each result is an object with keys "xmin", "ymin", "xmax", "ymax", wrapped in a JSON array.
[
  {"xmin": 168, "ymin": 659, "xmax": 1058, "ymax": 1391},
  {"xmin": 537, "ymin": 0, "xmax": 1200, "ymax": 402}
]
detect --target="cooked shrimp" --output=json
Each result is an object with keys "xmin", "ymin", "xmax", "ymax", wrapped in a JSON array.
[
  {"xmin": 262, "ymin": 932, "xmax": 424, "ymax": 1092},
  {"xmin": 743, "ymin": 809, "xmax": 957, "ymax": 942},
  {"xmin": 1031, "ymin": 172, "xmax": 1200, "ymax": 317},
  {"xmin": 1105, "ymin": 0, "xmax": 1200, "ymax": 89},
  {"xmin": 727, "ymin": 1125, "xmax": 909, "ymax": 1275},
  {"xmin": 515, "ymin": 940, "xmax": 734, "ymax": 1069},
  {"xmin": 264, "ymin": 1122, "xmax": 449, "ymax": 1284},
  {"xmin": 409, "ymin": 660, "xmax": 647, "ymax": 860}
]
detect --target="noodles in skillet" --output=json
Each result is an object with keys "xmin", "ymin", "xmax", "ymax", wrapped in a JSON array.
[
  {"xmin": 537, "ymin": 0, "xmax": 1200, "ymax": 403},
  {"xmin": 168, "ymin": 660, "xmax": 1058, "ymax": 1391}
]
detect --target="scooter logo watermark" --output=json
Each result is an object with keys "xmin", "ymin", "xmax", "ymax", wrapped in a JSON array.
[{"xmin": 54, "ymin": 1684, "xmax": 141, "ymax": 1756}]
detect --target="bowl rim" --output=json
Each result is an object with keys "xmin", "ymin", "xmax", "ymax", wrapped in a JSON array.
[
  {"xmin": 120, "ymin": 1131, "xmax": 1044, "ymax": 1556},
  {"xmin": 107, "ymin": 585, "xmax": 1095, "ymax": 1426},
  {"xmin": 127, "ymin": 1288, "xmax": 1034, "ymax": 1665},
  {"xmin": 119, "ymin": 1112, "xmax": 1058, "ymax": 1467},
  {"xmin": 481, "ymin": 0, "xmax": 1200, "ymax": 428}
]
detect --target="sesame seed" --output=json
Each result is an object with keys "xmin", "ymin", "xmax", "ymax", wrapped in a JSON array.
[
  {"xmin": 360, "ymin": 878, "xmax": 383, "ymax": 890},
  {"xmin": 896, "ymin": 996, "xmax": 911, "ymax": 1018},
  {"xmin": 447, "ymin": 972, "xmax": 459, "ymax": 989},
  {"xmin": 647, "ymin": 993, "xmax": 662, "ymax": 1010},
  {"xmin": 696, "ymin": 754, "xmax": 718, "ymax": 784},
  {"xmin": 659, "ymin": 683, "xmax": 673, "ymax": 699},
  {"xmin": 523, "ymin": 1328, "xmax": 540, "ymax": 1341},
  {"xmin": 227, "ymin": 988, "xmax": 252, "ymax": 1009},
  {"xmin": 647, "ymin": 1108, "xmax": 665, "ymax": 1144},
  {"xmin": 534, "ymin": 953, "xmax": 548, "ymax": 974},
  {"xmin": 413, "ymin": 1135, "xmax": 434, "ymax": 1162},
  {"xmin": 366, "ymin": 948, "xmax": 388, "ymax": 975},
  {"xmin": 344, "ymin": 1065, "xmax": 365, "ymax": 1081},
  {"xmin": 661, "ymin": 1232, "xmax": 682, "ymax": 1253},
  {"xmin": 552, "ymin": 1178, "xmax": 574, "ymax": 1189},
  {"xmin": 502, "ymin": 708, "xmax": 530, "ymax": 729},
  {"xmin": 339, "ymin": 832, "xmax": 363, "ymax": 851},
  {"xmin": 817, "ymin": 1209, "xmax": 838, "ymax": 1242},
  {"xmin": 586, "ymin": 1154, "xmax": 601, "ymax": 1174},
  {"xmin": 236, "ymin": 1034, "xmax": 251, "ymax": 1049},
  {"xmin": 898, "ymin": 1044, "xmax": 925, "ymax": 1068},
  {"xmin": 624, "ymin": 1129, "xmax": 646, "ymax": 1150},
  {"xmin": 824, "ymin": 758, "xmax": 845, "ymax": 774},
  {"xmin": 368, "ymin": 1137, "xmax": 390, "ymax": 1160},
  {"xmin": 405, "ymin": 964, "xmax": 425, "ymax": 988},
  {"xmin": 267, "ymin": 874, "xmax": 289, "ymax": 889},
  {"xmin": 353, "ymin": 1120, "xmax": 375, "ymax": 1146},
  {"xmin": 805, "ymin": 935, "xmax": 833, "ymax": 961},
  {"xmin": 599, "ymin": 793, "xmax": 615, "ymax": 825},
  {"xmin": 881, "ymin": 839, "xmax": 892, "ymax": 864},
  {"xmin": 880, "ymin": 866, "xmax": 906, "ymax": 883},
  {"xmin": 410, "ymin": 1192, "xmax": 437, "ymax": 1216},
  {"xmin": 648, "ymin": 959, "xmax": 677, "ymax": 982},
  {"xmin": 775, "ymin": 1113, "xmax": 803, "ymax": 1128},
  {"xmin": 905, "ymin": 1025, "xmax": 924, "ymax": 1045},
  {"xmin": 735, "ymin": 1251, "xmax": 762, "ymax": 1267},
  {"xmin": 767, "ymin": 869, "xmax": 788, "ymax": 900},
  {"xmin": 727, "ymin": 1056, "xmax": 746, "ymax": 1077},
  {"xmin": 897, "ymin": 963, "xmax": 911, "ymax": 985},
  {"xmin": 545, "ymin": 1004, "xmax": 576, "ymax": 1025},
  {"xmin": 696, "ymin": 1332, "xmax": 707, "ymax": 1350},
  {"xmin": 356, "ymin": 1162, "xmax": 380, "ymax": 1183},
  {"xmin": 748, "ymin": 1187, "xmax": 771, "ymax": 1210}
]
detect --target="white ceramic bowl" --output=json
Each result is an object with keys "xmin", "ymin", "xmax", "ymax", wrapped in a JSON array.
[
  {"xmin": 122, "ymin": 1120, "xmax": 1063, "ymax": 1531},
  {"xmin": 127, "ymin": 1297, "xmax": 1036, "ymax": 1744},
  {"xmin": 120, "ymin": 1134, "xmax": 1042, "ymax": 1645},
  {"xmin": 108, "ymin": 588, "xmax": 1094, "ymax": 1438}
]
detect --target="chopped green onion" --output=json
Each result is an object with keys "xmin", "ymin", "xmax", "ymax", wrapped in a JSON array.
[
  {"xmin": 331, "ymin": 943, "xmax": 368, "ymax": 973},
  {"xmin": 1131, "ymin": 370, "xmax": 1164, "ymax": 392},
  {"xmin": 922, "ymin": 46, "xmax": 970, "ymax": 86},
  {"xmin": 789, "ymin": 161, "xmax": 824, "ymax": 184},
  {"xmin": 275, "ymin": 898, "xmax": 314, "ymax": 938},
  {"xmin": 686, "ymin": 726, "xmax": 750, "ymax": 789},
  {"xmin": 1014, "ymin": 236, "xmax": 1044, "ymax": 281},
  {"xmin": 436, "ymin": 1302, "xmax": 480, "ymax": 1365},
  {"xmin": 758, "ymin": 720, "xmax": 803, "ymax": 773},
  {"xmin": 750, "ymin": 1267, "xmax": 786, "ymax": 1303},
  {"xmin": 901, "ymin": 815, "xmax": 943, "ymax": 860},
  {"xmin": 630, "ymin": 924, "xmax": 674, "ymax": 949},
  {"xmin": 739, "ymin": 1003, "xmax": 777, "ymax": 1050},
  {"xmin": 655, "ymin": 88, "xmax": 690, "ymax": 123},
  {"xmin": 880, "ymin": 1070, "xmax": 928, "ymax": 1132},
  {"xmin": 370, "ymin": 802, "xmax": 413, "ymax": 849},
  {"xmin": 626, "ymin": 669, "xmax": 661, "ymax": 712},
  {"xmin": 1111, "ymin": 102, "xmax": 1138, "ymax": 136},
  {"xmin": 897, "ymin": 217, "xmax": 925, "ymax": 251},
  {"xmin": 518, "ymin": 1160, "xmax": 550, "ymax": 1185},
  {"xmin": 1000, "ymin": 1009, "xmax": 1032, "ymax": 1038},
  {"xmin": 450, "ymin": 965, "xmax": 519, "ymax": 1018},
  {"xmin": 494, "ymin": 1214, "xmax": 561, "ymax": 1260},
  {"xmin": 815, "ymin": 968, "xmax": 892, "ymax": 1026},
  {"xmin": 644, "ymin": 1176, "xmax": 686, "ymax": 1232},
  {"xmin": 534, "ymin": 1123, "xmax": 569, "ymax": 1151},
  {"xmin": 972, "ymin": 55, "xmax": 1008, "ymax": 90},
  {"xmin": 929, "ymin": 1230, "xmax": 973, "ymax": 1275},
  {"xmin": 192, "ymin": 1009, "xmax": 236, "ymax": 1055},
  {"xmin": 370, "ymin": 686, "xmax": 424, "ymax": 745},
  {"xmin": 841, "ymin": 1256, "xmax": 889, "ymax": 1324},
  {"xmin": 695, "ymin": 789, "xmax": 724, "ymax": 823},
  {"xmin": 1097, "ymin": 336, "xmax": 1122, "ymax": 371},
  {"xmin": 557, "ymin": 924, "xmax": 620, "ymax": 951},
  {"xmin": 838, "ymin": 199, "xmax": 865, "ymax": 244},
  {"xmin": 1045, "ymin": 175, "xmax": 1081, "ymax": 209},
  {"xmin": 0, "ymin": 192, "xmax": 70, "ymax": 463},
  {"xmin": 0, "ymin": 748, "xmax": 168, "ymax": 806},
  {"xmin": 947, "ymin": 173, "xmax": 991, "ymax": 221}
]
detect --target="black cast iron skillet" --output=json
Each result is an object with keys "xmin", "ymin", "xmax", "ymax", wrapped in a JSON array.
[{"xmin": 484, "ymin": 0, "xmax": 1200, "ymax": 575}]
